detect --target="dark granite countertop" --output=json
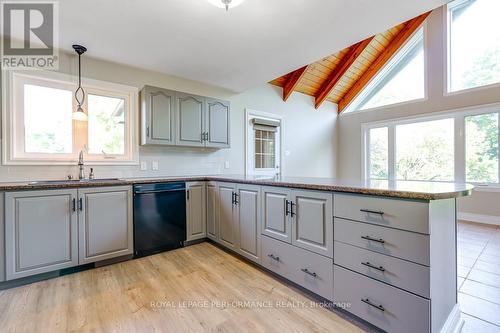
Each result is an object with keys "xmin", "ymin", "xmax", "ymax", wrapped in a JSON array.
[{"xmin": 0, "ymin": 175, "xmax": 473, "ymax": 200}]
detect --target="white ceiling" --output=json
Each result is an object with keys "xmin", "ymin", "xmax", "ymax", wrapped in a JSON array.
[{"xmin": 58, "ymin": 0, "xmax": 448, "ymax": 92}]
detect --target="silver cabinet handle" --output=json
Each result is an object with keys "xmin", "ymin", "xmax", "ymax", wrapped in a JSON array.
[
  {"xmin": 301, "ymin": 268, "xmax": 317, "ymax": 277},
  {"xmin": 360, "ymin": 209, "xmax": 384, "ymax": 215},
  {"xmin": 361, "ymin": 298, "xmax": 385, "ymax": 312},
  {"xmin": 361, "ymin": 262, "xmax": 386, "ymax": 272},
  {"xmin": 268, "ymin": 254, "xmax": 280, "ymax": 262},
  {"xmin": 361, "ymin": 235, "xmax": 385, "ymax": 244}
]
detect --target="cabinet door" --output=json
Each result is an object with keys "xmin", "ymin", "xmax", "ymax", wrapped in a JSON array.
[
  {"xmin": 261, "ymin": 187, "xmax": 291, "ymax": 243},
  {"xmin": 187, "ymin": 182, "xmax": 206, "ymax": 241},
  {"xmin": 218, "ymin": 183, "xmax": 237, "ymax": 249},
  {"xmin": 206, "ymin": 181, "xmax": 218, "ymax": 241},
  {"xmin": 291, "ymin": 190, "xmax": 333, "ymax": 258},
  {"xmin": 78, "ymin": 186, "xmax": 133, "ymax": 264},
  {"xmin": 236, "ymin": 184, "xmax": 261, "ymax": 263},
  {"xmin": 5, "ymin": 189, "xmax": 78, "ymax": 280},
  {"xmin": 176, "ymin": 93, "xmax": 205, "ymax": 147},
  {"xmin": 205, "ymin": 98, "xmax": 230, "ymax": 148},
  {"xmin": 141, "ymin": 86, "xmax": 176, "ymax": 145}
]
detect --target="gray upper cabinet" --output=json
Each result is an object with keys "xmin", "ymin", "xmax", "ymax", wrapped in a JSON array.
[
  {"xmin": 140, "ymin": 86, "xmax": 230, "ymax": 148},
  {"xmin": 235, "ymin": 184, "xmax": 261, "ymax": 263},
  {"xmin": 78, "ymin": 186, "xmax": 133, "ymax": 264},
  {"xmin": 187, "ymin": 182, "xmax": 207, "ymax": 241},
  {"xmin": 5, "ymin": 189, "xmax": 78, "ymax": 280},
  {"xmin": 261, "ymin": 187, "xmax": 291, "ymax": 243},
  {"xmin": 206, "ymin": 181, "xmax": 218, "ymax": 241},
  {"xmin": 141, "ymin": 86, "xmax": 176, "ymax": 145},
  {"xmin": 177, "ymin": 93, "xmax": 205, "ymax": 147},
  {"xmin": 205, "ymin": 98, "xmax": 230, "ymax": 148},
  {"xmin": 218, "ymin": 183, "xmax": 238, "ymax": 249},
  {"xmin": 291, "ymin": 190, "xmax": 333, "ymax": 258}
]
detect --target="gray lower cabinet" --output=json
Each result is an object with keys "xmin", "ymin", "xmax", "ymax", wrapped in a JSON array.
[
  {"xmin": 235, "ymin": 184, "xmax": 261, "ymax": 263},
  {"xmin": 261, "ymin": 187, "xmax": 291, "ymax": 243},
  {"xmin": 187, "ymin": 182, "xmax": 207, "ymax": 241},
  {"xmin": 5, "ymin": 189, "xmax": 79, "ymax": 280},
  {"xmin": 206, "ymin": 181, "xmax": 218, "ymax": 241},
  {"xmin": 78, "ymin": 186, "xmax": 133, "ymax": 264},
  {"xmin": 205, "ymin": 98, "xmax": 230, "ymax": 148},
  {"xmin": 140, "ymin": 86, "xmax": 176, "ymax": 145},
  {"xmin": 217, "ymin": 183, "xmax": 238, "ymax": 249}
]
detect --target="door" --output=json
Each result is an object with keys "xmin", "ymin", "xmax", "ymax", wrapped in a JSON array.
[
  {"xmin": 205, "ymin": 98, "xmax": 230, "ymax": 148},
  {"xmin": 206, "ymin": 181, "xmax": 218, "ymax": 241},
  {"xmin": 218, "ymin": 183, "xmax": 237, "ymax": 249},
  {"xmin": 78, "ymin": 186, "xmax": 133, "ymax": 264},
  {"xmin": 187, "ymin": 182, "xmax": 206, "ymax": 241},
  {"xmin": 291, "ymin": 190, "xmax": 333, "ymax": 258},
  {"xmin": 176, "ymin": 92, "xmax": 205, "ymax": 147},
  {"xmin": 235, "ymin": 184, "xmax": 261, "ymax": 263},
  {"xmin": 5, "ymin": 189, "xmax": 78, "ymax": 280},
  {"xmin": 261, "ymin": 187, "xmax": 291, "ymax": 243},
  {"xmin": 141, "ymin": 86, "xmax": 176, "ymax": 145}
]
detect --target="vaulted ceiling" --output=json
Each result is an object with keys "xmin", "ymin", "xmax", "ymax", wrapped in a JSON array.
[{"xmin": 269, "ymin": 12, "xmax": 431, "ymax": 113}]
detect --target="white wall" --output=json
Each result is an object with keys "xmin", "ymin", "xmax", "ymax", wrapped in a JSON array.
[
  {"xmin": 0, "ymin": 52, "xmax": 337, "ymax": 181},
  {"xmin": 337, "ymin": 7, "xmax": 500, "ymax": 221}
]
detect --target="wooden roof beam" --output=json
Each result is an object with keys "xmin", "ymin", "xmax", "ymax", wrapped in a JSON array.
[
  {"xmin": 314, "ymin": 37, "xmax": 374, "ymax": 109},
  {"xmin": 337, "ymin": 11, "xmax": 431, "ymax": 113},
  {"xmin": 282, "ymin": 65, "xmax": 309, "ymax": 101}
]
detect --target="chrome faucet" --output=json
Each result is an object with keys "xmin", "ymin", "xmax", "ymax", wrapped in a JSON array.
[{"xmin": 78, "ymin": 150, "xmax": 85, "ymax": 180}]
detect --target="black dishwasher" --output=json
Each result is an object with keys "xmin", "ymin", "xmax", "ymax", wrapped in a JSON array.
[{"xmin": 133, "ymin": 182, "xmax": 186, "ymax": 258}]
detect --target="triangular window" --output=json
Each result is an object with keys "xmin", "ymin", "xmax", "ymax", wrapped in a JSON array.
[{"xmin": 345, "ymin": 27, "xmax": 425, "ymax": 112}]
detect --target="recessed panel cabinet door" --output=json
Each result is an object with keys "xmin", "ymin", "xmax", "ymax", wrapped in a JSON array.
[
  {"xmin": 291, "ymin": 190, "xmax": 333, "ymax": 258},
  {"xmin": 176, "ymin": 93, "xmax": 205, "ymax": 147},
  {"xmin": 141, "ymin": 86, "xmax": 176, "ymax": 145},
  {"xmin": 218, "ymin": 183, "xmax": 237, "ymax": 249},
  {"xmin": 206, "ymin": 182, "xmax": 218, "ymax": 241},
  {"xmin": 205, "ymin": 98, "xmax": 230, "ymax": 148},
  {"xmin": 5, "ymin": 189, "xmax": 78, "ymax": 280},
  {"xmin": 236, "ymin": 184, "xmax": 261, "ymax": 263},
  {"xmin": 261, "ymin": 187, "xmax": 291, "ymax": 243},
  {"xmin": 78, "ymin": 186, "xmax": 133, "ymax": 264},
  {"xmin": 187, "ymin": 182, "xmax": 207, "ymax": 241}
]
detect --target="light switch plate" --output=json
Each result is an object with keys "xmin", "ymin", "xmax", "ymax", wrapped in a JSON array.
[
  {"xmin": 152, "ymin": 161, "xmax": 159, "ymax": 170},
  {"xmin": 224, "ymin": 161, "xmax": 230, "ymax": 169},
  {"xmin": 140, "ymin": 161, "xmax": 147, "ymax": 171}
]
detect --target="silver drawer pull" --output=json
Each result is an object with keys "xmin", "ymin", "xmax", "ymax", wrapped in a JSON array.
[
  {"xmin": 360, "ymin": 209, "xmax": 384, "ymax": 215},
  {"xmin": 268, "ymin": 254, "xmax": 280, "ymax": 262},
  {"xmin": 361, "ymin": 262, "xmax": 386, "ymax": 272},
  {"xmin": 361, "ymin": 235, "xmax": 385, "ymax": 244},
  {"xmin": 361, "ymin": 298, "xmax": 385, "ymax": 312},
  {"xmin": 301, "ymin": 268, "xmax": 317, "ymax": 277}
]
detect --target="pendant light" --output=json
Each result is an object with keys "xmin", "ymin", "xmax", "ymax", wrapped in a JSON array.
[
  {"xmin": 207, "ymin": 0, "xmax": 246, "ymax": 11},
  {"xmin": 72, "ymin": 44, "xmax": 88, "ymax": 121}
]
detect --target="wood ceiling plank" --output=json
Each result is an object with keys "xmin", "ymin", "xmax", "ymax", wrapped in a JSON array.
[
  {"xmin": 337, "ymin": 11, "xmax": 431, "ymax": 113},
  {"xmin": 314, "ymin": 36, "xmax": 374, "ymax": 109},
  {"xmin": 282, "ymin": 65, "xmax": 309, "ymax": 101}
]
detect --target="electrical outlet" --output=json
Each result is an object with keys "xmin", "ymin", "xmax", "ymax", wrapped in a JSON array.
[
  {"xmin": 152, "ymin": 161, "xmax": 159, "ymax": 171},
  {"xmin": 224, "ymin": 161, "xmax": 230, "ymax": 169},
  {"xmin": 140, "ymin": 161, "xmax": 147, "ymax": 171}
]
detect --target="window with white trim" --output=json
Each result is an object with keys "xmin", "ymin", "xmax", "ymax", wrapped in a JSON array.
[
  {"xmin": 447, "ymin": 0, "xmax": 500, "ymax": 92},
  {"xmin": 364, "ymin": 105, "xmax": 500, "ymax": 185},
  {"xmin": 3, "ymin": 72, "xmax": 137, "ymax": 165},
  {"xmin": 344, "ymin": 27, "xmax": 425, "ymax": 113}
]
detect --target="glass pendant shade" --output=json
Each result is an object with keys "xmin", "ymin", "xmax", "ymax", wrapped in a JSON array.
[{"xmin": 72, "ymin": 105, "xmax": 88, "ymax": 121}]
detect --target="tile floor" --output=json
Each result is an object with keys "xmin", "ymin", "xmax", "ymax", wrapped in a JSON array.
[{"xmin": 458, "ymin": 221, "xmax": 500, "ymax": 332}]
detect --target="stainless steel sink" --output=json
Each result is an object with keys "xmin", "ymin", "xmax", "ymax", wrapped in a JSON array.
[{"xmin": 28, "ymin": 178, "xmax": 120, "ymax": 185}]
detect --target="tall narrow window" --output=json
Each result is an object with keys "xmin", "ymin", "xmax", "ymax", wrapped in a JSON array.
[
  {"xmin": 345, "ymin": 28, "xmax": 425, "ymax": 112},
  {"xmin": 246, "ymin": 115, "xmax": 281, "ymax": 176},
  {"xmin": 448, "ymin": 0, "xmax": 500, "ymax": 92},
  {"xmin": 368, "ymin": 127, "xmax": 388, "ymax": 179},
  {"xmin": 395, "ymin": 118, "xmax": 454, "ymax": 181},
  {"xmin": 465, "ymin": 113, "xmax": 499, "ymax": 183}
]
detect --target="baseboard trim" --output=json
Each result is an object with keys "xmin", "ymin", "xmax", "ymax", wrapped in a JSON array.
[
  {"xmin": 458, "ymin": 212, "xmax": 500, "ymax": 226},
  {"xmin": 440, "ymin": 304, "xmax": 464, "ymax": 333}
]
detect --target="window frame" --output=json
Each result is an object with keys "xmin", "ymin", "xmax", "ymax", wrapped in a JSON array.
[
  {"xmin": 445, "ymin": 0, "xmax": 500, "ymax": 95},
  {"xmin": 2, "ymin": 71, "xmax": 139, "ymax": 165},
  {"xmin": 362, "ymin": 102, "xmax": 500, "ymax": 188}
]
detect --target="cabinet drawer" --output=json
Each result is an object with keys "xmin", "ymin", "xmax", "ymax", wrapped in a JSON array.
[
  {"xmin": 334, "ymin": 194, "xmax": 429, "ymax": 234},
  {"xmin": 334, "ymin": 265, "xmax": 430, "ymax": 333},
  {"xmin": 261, "ymin": 235, "xmax": 333, "ymax": 301},
  {"xmin": 335, "ymin": 218, "xmax": 430, "ymax": 266},
  {"xmin": 334, "ymin": 241, "xmax": 430, "ymax": 298}
]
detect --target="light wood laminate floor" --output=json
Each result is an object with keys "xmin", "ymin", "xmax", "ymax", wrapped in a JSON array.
[{"xmin": 0, "ymin": 242, "xmax": 363, "ymax": 333}]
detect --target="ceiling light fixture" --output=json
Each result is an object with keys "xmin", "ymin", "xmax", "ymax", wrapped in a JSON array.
[
  {"xmin": 207, "ymin": 0, "xmax": 246, "ymax": 11},
  {"xmin": 72, "ymin": 44, "xmax": 88, "ymax": 121}
]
